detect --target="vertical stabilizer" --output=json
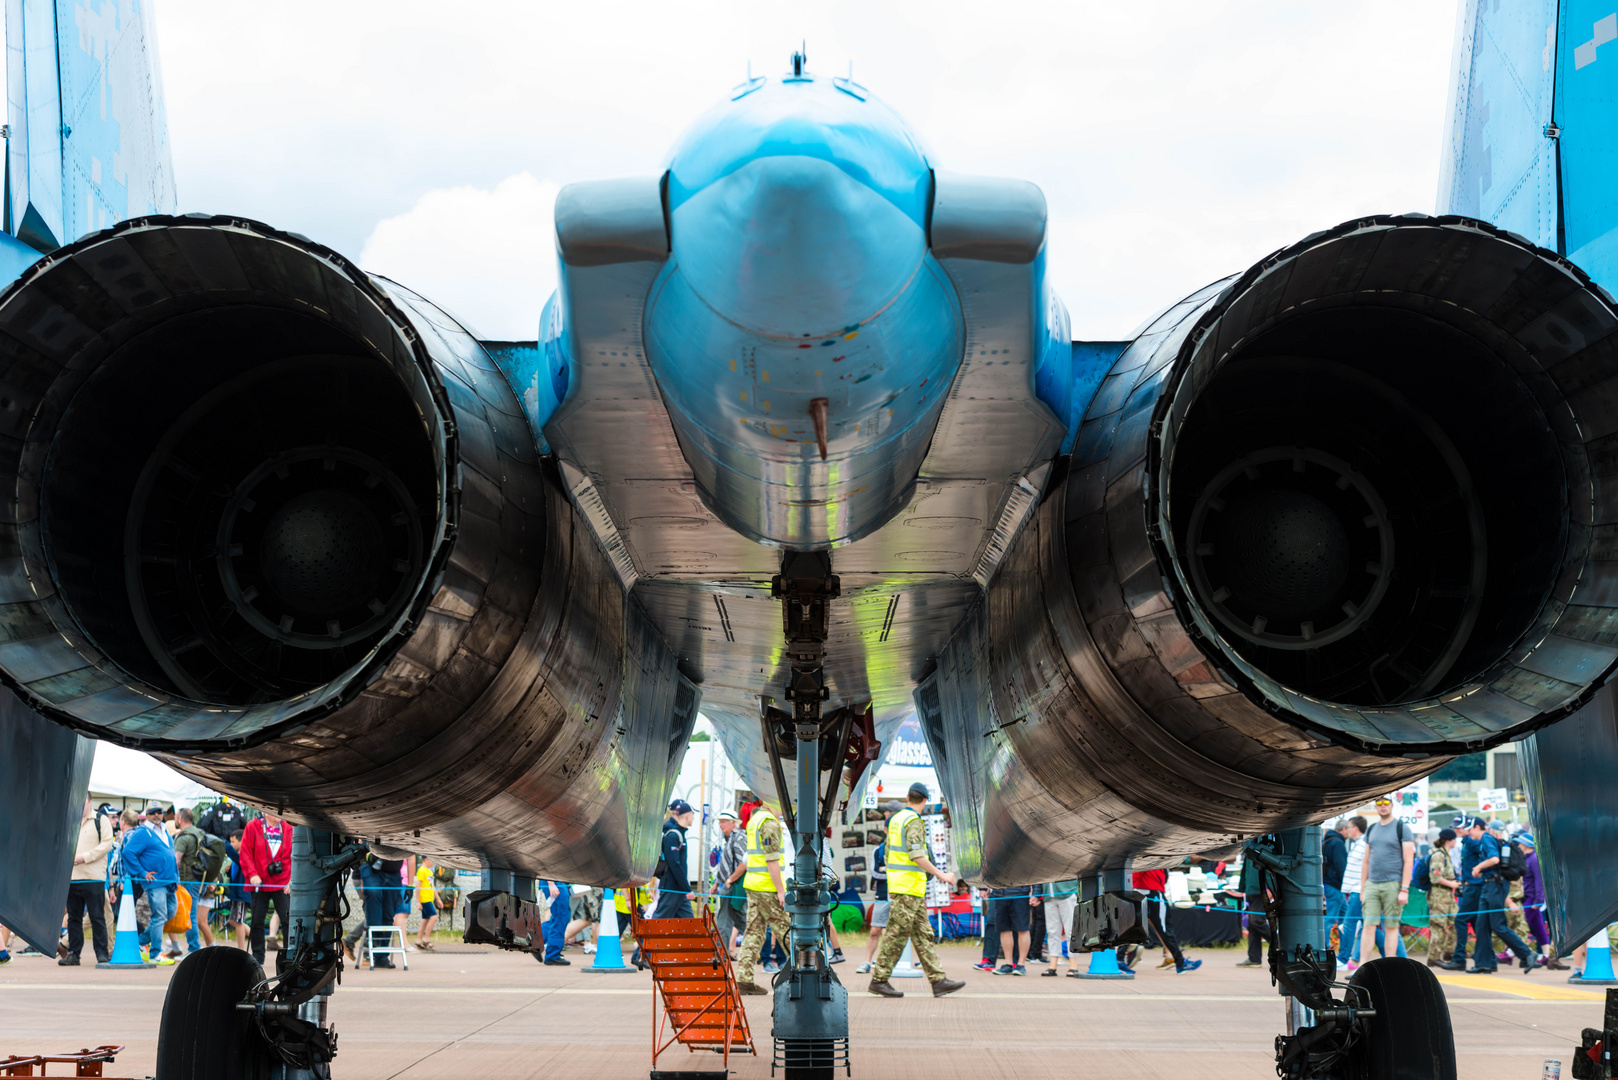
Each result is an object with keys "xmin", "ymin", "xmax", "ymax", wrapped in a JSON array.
[
  {"xmin": 4, "ymin": 0, "xmax": 174, "ymax": 255},
  {"xmin": 1437, "ymin": 0, "xmax": 1560, "ymax": 249},
  {"xmin": 1556, "ymin": 1, "xmax": 1618, "ymax": 285}
]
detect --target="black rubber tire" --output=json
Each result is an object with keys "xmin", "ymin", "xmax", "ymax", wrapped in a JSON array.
[
  {"xmin": 155, "ymin": 946, "xmax": 277, "ymax": 1080},
  {"xmin": 1348, "ymin": 956, "xmax": 1457, "ymax": 1080}
]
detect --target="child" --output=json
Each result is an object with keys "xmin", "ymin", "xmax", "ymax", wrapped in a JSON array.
[{"xmin": 415, "ymin": 860, "xmax": 439, "ymax": 950}]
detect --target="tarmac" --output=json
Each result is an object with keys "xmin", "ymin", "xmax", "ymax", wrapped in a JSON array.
[{"xmin": 0, "ymin": 938, "xmax": 1599, "ymax": 1078}]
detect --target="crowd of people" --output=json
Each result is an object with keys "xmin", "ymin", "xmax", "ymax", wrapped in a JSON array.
[
  {"xmin": 1323, "ymin": 803, "xmax": 1572, "ymax": 975},
  {"xmin": 0, "ymin": 796, "xmax": 450, "ymax": 972},
  {"xmin": 3, "ymin": 786, "xmax": 1580, "ymax": 988}
]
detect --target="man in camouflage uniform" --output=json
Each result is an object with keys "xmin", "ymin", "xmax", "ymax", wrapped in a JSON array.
[
  {"xmin": 1425, "ymin": 828, "xmax": 1460, "ymax": 966},
  {"xmin": 735, "ymin": 802, "xmax": 791, "ymax": 994},
  {"xmin": 868, "ymin": 784, "xmax": 965, "ymax": 998}
]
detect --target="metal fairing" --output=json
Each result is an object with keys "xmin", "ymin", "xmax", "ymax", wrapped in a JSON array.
[
  {"xmin": 544, "ymin": 157, "xmax": 1068, "ymax": 808},
  {"xmin": 0, "ymin": 687, "xmax": 93, "ymax": 954},
  {"xmin": 1520, "ymin": 684, "xmax": 1618, "ymax": 955}
]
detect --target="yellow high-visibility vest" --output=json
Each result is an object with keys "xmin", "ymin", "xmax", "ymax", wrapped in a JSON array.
[
  {"xmin": 614, "ymin": 885, "xmax": 654, "ymax": 914},
  {"xmin": 886, "ymin": 808, "xmax": 926, "ymax": 898},
  {"xmin": 744, "ymin": 809, "xmax": 782, "ymax": 893}
]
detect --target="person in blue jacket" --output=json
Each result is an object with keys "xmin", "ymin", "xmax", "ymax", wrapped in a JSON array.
[{"xmin": 118, "ymin": 808, "xmax": 178, "ymax": 964}]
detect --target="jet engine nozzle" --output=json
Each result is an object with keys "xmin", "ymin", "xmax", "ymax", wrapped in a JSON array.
[
  {"xmin": 1112, "ymin": 214, "xmax": 1618, "ymax": 749},
  {"xmin": 0, "ymin": 216, "xmax": 545, "ymax": 752}
]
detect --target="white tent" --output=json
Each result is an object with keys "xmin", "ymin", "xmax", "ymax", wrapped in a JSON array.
[{"xmin": 88, "ymin": 741, "xmax": 218, "ymax": 808}]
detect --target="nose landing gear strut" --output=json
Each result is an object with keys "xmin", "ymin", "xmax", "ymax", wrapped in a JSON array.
[{"xmin": 760, "ymin": 551, "xmax": 854, "ymax": 1080}]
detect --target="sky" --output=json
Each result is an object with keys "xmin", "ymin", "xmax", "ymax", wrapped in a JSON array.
[{"xmin": 153, "ymin": 1, "xmax": 1461, "ymax": 342}]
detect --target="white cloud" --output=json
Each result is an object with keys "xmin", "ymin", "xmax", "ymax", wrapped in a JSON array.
[
  {"xmin": 156, "ymin": 0, "xmax": 1462, "ymax": 340},
  {"xmin": 357, "ymin": 173, "xmax": 560, "ymax": 341}
]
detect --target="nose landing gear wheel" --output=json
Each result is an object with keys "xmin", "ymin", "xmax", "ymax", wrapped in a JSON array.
[
  {"xmin": 1346, "ymin": 957, "xmax": 1456, "ymax": 1080},
  {"xmin": 155, "ymin": 947, "xmax": 278, "ymax": 1080}
]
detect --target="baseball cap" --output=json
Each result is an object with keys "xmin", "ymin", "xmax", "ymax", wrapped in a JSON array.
[
  {"xmin": 717, "ymin": 810, "xmax": 738, "ymax": 822},
  {"xmin": 1487, "ymin": 818, "xmax": 1506, "ymax": 831},
  {"xmin": 908, "ymin": 782, "xmax": 930, "ymax": 800},
  {"xmin": 1437, "ymin": 827, "xmax": 1457, "ymax": 842},
  {"xmin": 669, "ymin": 798, "xmax": 693, "ymax": 815},
  {"xmin": 881, "ymin": 800, "xmax": 905, "ymax": 813},
  {"xmin": 1518, "ymin": 833, "xmax": 1536, "ymax": 847}
]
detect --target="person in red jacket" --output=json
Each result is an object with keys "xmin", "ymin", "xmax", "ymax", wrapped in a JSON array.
[
  {"xmin": 1116, "ymin": 869, "xmax": 1201, "ymax": 975},
  {"xmin": 240, "ymin": 809, "xmax": 293, "ymax": 964}
]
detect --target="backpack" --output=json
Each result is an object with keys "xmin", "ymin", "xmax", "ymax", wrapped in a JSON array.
[
  {"xmin": 1500, "ymin": 840, "xmax": 1528, "ymax": 881},
  {"xmin": 1415, "ymin": 854, "xmax": 1433, "ymax": 891},
  {"xmin": 198, "ymin": 833, "xmax": 229, "ymax": 885}
]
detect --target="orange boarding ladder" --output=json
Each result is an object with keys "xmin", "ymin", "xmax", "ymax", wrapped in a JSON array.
[
  {"xmin": 1, "ymin": 1045, "xmax": 130, "ymax": 1077},
  {"xmin": 631, "ymin": 907, "xmax": 756, "ymax": 1077}
]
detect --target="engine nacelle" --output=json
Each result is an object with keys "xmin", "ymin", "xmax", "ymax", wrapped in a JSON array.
[
  {"xmin": 922, "ymin": 215, "xmax": 1618, "ymax": 884},
  {"xmin": 0, "ymin": 216, "xmax": 692, "ymax": 881}
]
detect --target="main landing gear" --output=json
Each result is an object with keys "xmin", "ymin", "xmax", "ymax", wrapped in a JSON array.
[
  {"xmin": 1247, "ymin": 828, "xmax": 1457, "ymax": 1080},
  {"xmin": 155, "ymin": 828, "xmax": 368, "ymax": 1080}
]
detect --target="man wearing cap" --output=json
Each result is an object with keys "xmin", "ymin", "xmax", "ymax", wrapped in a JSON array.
[
  {"xmin": 868, "ymin": 783, "xmax": 965, "ymax": 998},
  {"xmin": 1426, "ymin": 828, "xmax": 1460, "ymax": 967},
  {"xmin": 654, "ymin": 800, "xmax": 697, "ymax": 919},
  {"xmin": 713, "ymin": 810, "xmax": 747, "ymax": 956},
  {"xmin": 1353, "ymin": 796, "xmax": 1414, "ymax": 972},
  {"xmin": 1443, "ymin": 818, "xmax": 1540, "ymax": 972},
  {"xmin": 1483, "ymin": 819, "xmax": 1541, "ymax": 972},
  {"xmin": 736, "ymin": 799, "xmax": 792, "ymax": 995}
]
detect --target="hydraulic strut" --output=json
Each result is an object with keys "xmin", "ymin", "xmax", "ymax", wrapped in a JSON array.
[
  {"xmin": 237, "ymin": 827, "xmax": 368, "ymax": 1080},
  {"xmin": 1249, "ymin": 828, "xmax": 1376, "ymax": 1080},
  {"xmin": 765, "ymin": 550, "xmax": 851, "ymax": 1077}
]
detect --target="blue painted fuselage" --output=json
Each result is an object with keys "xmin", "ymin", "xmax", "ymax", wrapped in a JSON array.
[{"xmin": 644, "ymin": 75, "xmax": 964, "ymax": 550}]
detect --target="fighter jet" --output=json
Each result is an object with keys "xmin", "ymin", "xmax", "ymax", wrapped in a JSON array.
[{"xmin": 1, "ymin": 3, "xmax": 1614, "ymax": 1079}]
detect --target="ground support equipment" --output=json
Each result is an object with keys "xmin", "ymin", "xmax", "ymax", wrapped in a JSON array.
[
  {"xmin": 632, "ymin": 907, "xmax": 755, "ymax": 1077},
  {"xmin": 0, "ymin": 1046, "xmax": 128, "ymax": 1077}
]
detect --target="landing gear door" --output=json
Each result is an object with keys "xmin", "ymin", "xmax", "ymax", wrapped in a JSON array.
[
  {"xmin": 0, "ymin": 689, "xmax": 94, "ymax": 953},
  {"xmin": 1521, "ymin": 684, "xmax": 1618, "ymax": 955}
]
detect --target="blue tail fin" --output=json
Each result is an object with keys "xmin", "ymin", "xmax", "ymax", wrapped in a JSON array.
[
  {"xmin": 1437, "ymin": 1, "xmax": 1560, "ymax": 249},
  {"xmin": 1555, "ymin": 1, "xmax": 1618, "ymax": 284},
  {"xmin": 1440, "ymin": 0, "xmax": 1618, "ymax": 291},
  {"xmin": 3, "ymin": 0, "xmax": 175, "ymax": 256}
]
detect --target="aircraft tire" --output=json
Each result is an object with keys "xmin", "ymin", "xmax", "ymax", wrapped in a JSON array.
[
  {"xmin": 155, "ymin": 946, "xmax": 276, "ymax": 1080},
  {"xmin": 1347, "ymin": 956, "xmax": 1457, "ymax": 1080}
]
